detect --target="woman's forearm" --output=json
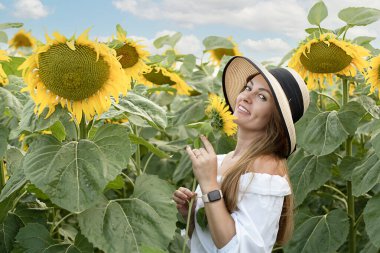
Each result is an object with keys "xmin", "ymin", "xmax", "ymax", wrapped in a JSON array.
[{"xmin": 202, "ymin": 183, "xmax": 236, "ymax": 248}]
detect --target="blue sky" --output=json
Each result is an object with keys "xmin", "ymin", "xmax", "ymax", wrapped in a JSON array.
[{"xmin": 1, "ymin": 0, "xmax": 380, "ymax": 64}]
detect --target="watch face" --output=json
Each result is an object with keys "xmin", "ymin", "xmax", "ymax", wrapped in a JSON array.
[{"xmin": 208, "ymin": 190, "xmax": 221, "ymax": 202}]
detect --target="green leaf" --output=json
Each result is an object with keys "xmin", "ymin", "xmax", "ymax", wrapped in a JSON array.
[
  {"xmin": 196, "ymin": 207, "xmax": 208, "ymax": 230},
  {"xmin": 286, "ymin": 209, "xmax": 349, "ymax": 253},
  {"xmin": 289, "ymin": 152, "xmax": 337, "ymax": 207},
  {"xmin": 49, "ymin": 121, "xmax": 66, "ymax": 142},
  {"xmin": 202, "ymin": 36, "xmax": 234, "ymax": 51},
  {"xmin": 0, "ymin": 86, "xmax": 23, "ymax": 119},
  {"xmin": 352, "ymin": 152, "xmax": 380, "ymax": 196},
  {"xmin": 337, "ymin": 101, "xmax": 367, "ymax": 135},
  {"xmin": 353, "ymin": 95, "xmax": 380, "ymax": 119},
  {"xmin": 1, "ymin": 57, "xmax": 25, "ymax": 76},
  {"xmin": 129, "ymin": 133, "xmax": 170, "ymax": 158},
  {"xmin": 153, "ymin": 32, "xmax": 182, "ymax": 49},
  {"xmin": 301, "ymin": 111, "xmax": 348, "ymax": 156},
  {"xmin": 116, "ymin": 24, "xmax": 127, "ymax": 37},
  {"xmin": 23, "ymin": 124, "xmax": 132, "ymax": 213},
  {"xmin": 0, "ymin": 125, "xmax": 9, "ymax": 158},
  {"xmin": 352, "ymin": 36, "xmax": 376, "ymax": 46},
  {"xmin": 171, "ymin": 100, "xmax": 205, "ymax": 126},
  {"xmin": 140, "ymin": 245, "xmax": 167, "ymax": 253},
  {"xmin": 0, "ymin": 23, "xmax": 23, "ymax": 30},
  {"xmin": 15, "ymin": 223, "xmax": 94, "ymax": 253},
  {"xmin": 114, "ymin": 92, "xmax": 167, "ymax": 130},
  {"xmin": 339, "ymin": 7, "xmax": 380, "ymax": 26},
  {"xmin": 0, "ymin": 156, "xmax": 25, "ymax": 202},
  {"xmin": 338, "ymin": 155, "xmax": 361, "ymax": 181},
  {"xmin": 363, "ymin": 193, "xmax": 380, "ymax": 248},
  {"xmin": 18, "ymin": 100, "xmax": 68, "ymax": 133},
  {"xmin": 180, "ymin": 54, "xmax": 196, "ymax": 77},
  {"xmin": 307, "ymin": 1, "xmax": 328, "ymax": 26},
  {"xmin": 172, "ymin": 153, "xmax": 192, "ymax": 184},
  {"xmin": 0, "ymin": 213, "xmax": 23, "ymax": 253},
  {"xmin": 78, "ymin": 174, "xmax": 177, "ymax": 253},
  {"xmin": 0, "ymin": 31, "xmax": 8, "ymax": 43},
  {"xmin": 305, "ymin": 27, "xmax": 331, "ymax": 35}
]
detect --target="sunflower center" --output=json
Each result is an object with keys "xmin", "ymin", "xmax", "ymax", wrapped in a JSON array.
[
  {"xmin": 300, "ymin": 42, "xmax": 353, "ymax": 73},
  {"xmin": 116, "ymin": 43, "xmax": 139, "ymax": 69},
  {"xmin": 210, "ymin": 110, "xmax": 224, "ymax": 129},
  {"xmin": 14, "ymin": 34, "xmax": 32, "ymax": 47},
  {"xmin": 142, "ymin": 68, "xmax": 176, "ymax": 85},
  {"xmin": 38, "ymin": 44, "xmax": 110, "ymax": 100}
]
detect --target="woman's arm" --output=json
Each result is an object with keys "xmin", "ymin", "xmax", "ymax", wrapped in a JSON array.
[{"xmin": 201, "ymin": 182, "xmax": 236, "ymax": 248}]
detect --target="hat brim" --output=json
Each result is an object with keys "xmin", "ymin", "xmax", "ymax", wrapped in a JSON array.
[{"xmin": 222, "ymin": 56, "xmax": 295, "ymax": 156}]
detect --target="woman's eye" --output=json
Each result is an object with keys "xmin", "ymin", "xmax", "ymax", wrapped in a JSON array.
[
  {"xmin": 244, "ymin": 85, "xmax": 251, "ymax": 91},
  {"xmin": 258, "ymin": 94, "xmax": 266, "ymax": 100}
]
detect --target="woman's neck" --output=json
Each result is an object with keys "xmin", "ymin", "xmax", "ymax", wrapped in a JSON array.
[{"xmin": 233, "ymin": 128, "xmax": 263, "ymax": 158}]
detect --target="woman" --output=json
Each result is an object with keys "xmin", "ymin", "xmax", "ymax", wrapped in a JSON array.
[{"xmin": 172, "ymin": 56, "xmax": 310, "ymax": 253}]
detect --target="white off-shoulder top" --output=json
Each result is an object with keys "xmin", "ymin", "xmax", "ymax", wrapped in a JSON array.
[{"xmin": 189, "ymin": 154, "xmax": 291, "ymax": 253}]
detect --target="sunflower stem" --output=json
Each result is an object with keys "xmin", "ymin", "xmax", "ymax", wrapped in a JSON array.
[
  {"xmin": 0, "ymin": 159, "xmax": 5, "ymax": 190},
  {"xmin": 343, "ymin": 78, "xmax": 356, "ymax": 253},
  {"xmin": 182, "ymin": 177, "xmax": 197, "ymax": 253},
  {"xmin": 79, "ymin": 114, "xmax": 88, "ymax": 139}
]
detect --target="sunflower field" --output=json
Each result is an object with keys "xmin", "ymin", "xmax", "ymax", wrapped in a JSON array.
[{"xmin": 0, "ymin": 1, "xmax": 380, "ymax": 253}]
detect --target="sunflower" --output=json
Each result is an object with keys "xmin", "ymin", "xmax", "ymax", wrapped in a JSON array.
[
  {"xmin": 138, "ymin": 65, "xmax": 193, "ymax": 95},
  {"xmin": 289, "ymin": 33, "xmax": 370, "ymax": 90},
  {"xmin": 207, "ymin": 37, "xmax": 242, "ymax": 65},
  {"xmin": 113, "ymin": 31, "xmax": 150, "ymax": 81},
  {"xmin": 19, "ymin": 30, "xmax": 130, "ymax": 123},
  {"xmin": 9, "ymin": 29, "xmax": 37, "ymax": 49},
  {"xmin": 366, "ymin": 55, "xmax": 380, "ymax": 98},
  {"xmin": 205, "ymin": 94, "xmax": 237, "ymax": 136},
  {"xmin": 0, "ymin": 50, "xmax": 10, "ymax": 85}
]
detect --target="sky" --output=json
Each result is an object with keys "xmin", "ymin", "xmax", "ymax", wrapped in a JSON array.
[{"xmin": 1, "ymin": 0, "xmax": 380, "ymax": 64}]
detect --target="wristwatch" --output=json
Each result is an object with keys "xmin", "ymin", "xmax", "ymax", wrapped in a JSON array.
[{"xmin": 202, "ymin": 189, "xmax": 223, "ymax": 203}]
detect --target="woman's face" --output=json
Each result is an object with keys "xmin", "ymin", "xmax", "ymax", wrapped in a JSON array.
[{"xmin": 233, "ymin": 74, "xmax": 275, "ymax": 132}]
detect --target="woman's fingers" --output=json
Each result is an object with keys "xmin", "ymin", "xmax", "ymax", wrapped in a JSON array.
[{"xmin": 200, "ymin": 135, "xmax": 215, "ymax": 154}]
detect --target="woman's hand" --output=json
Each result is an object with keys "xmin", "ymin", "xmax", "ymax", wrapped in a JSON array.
[
  {"xmin": 186, "ymin": 135, "xmax": 218, "ymax": 191},
  {"xmin": 172, "ymin": 187, "xmax": 197, "ymax": 221}
]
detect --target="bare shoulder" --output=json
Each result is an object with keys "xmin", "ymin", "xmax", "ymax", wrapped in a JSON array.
[{"xmin": 249, "ymin": 155, "xmax": 286, "ymax": 176}]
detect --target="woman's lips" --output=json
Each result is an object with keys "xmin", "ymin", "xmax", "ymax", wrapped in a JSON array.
[{"xmin": 237, "ymin": 104, "xmax": 250, "ymax": 114}]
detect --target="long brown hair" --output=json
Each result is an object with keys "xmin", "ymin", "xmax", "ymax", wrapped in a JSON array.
[{"xmin": 221, "ymin": 80, "xmax": 294, "ymax": 246}]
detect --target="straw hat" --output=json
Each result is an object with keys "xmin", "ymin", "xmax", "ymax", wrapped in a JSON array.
[{"xmin": 222, "ymin": 56, "xmax": 310, "ymax": 157}]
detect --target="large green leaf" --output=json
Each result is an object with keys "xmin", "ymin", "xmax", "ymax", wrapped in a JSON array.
[
  {"xmin": 0, "ymin": 213, "xmax": 23, "ymax": 253},
  {"xmin": 153, "ymin": 32, "xmax": 182, "ymax": 49},
  {"xmin": 285, "ymin": 209, "xmax": 349, "ymax": 253},
  {"xmin": 1, "ymin": 57, "xmax": 25, "ymax": 76},
  {"xmin": 301, "ymin": 111, "xmax": 348, "ymax": 156},
  {"xmin": 18, "ymin": 100, "xmax": 68, "ymax": 133},
  {"xmin": 289, "ymin": 152, "xmax": 337, "ymax": 207},
  {"xmin": 353, "ymin": 95, "xmax": 380, "ymax": 119},
  {"xmin": 0, "ymin": 125, "xmax": 8, "ymax": 158},
  {"xmin": 114, "ymin": 92, "xmax": 167, "ymax": 130},
  {"xmin": 337, "ymin": 101, "xmax": 367, "ymax": 135},
  {"xmin": 129, "ymin": 133, "xmax": 170, "ymax": 158},
  {"xmin": 15, "ymin": 223, "xmax": 93, "ymax": 253},
  {"xmin": 0, "ymin": 86, "xmax": 23, "ymax": 119},
  {"xmin": 352, "ymin": 152, "xmax": 380, "ymax": 196},
  {"xmin": 202, "ymin": 36, "xmax": 234, "ymax": 51},
  {"xmin": 78, "ymin": 174, "xmax": 177, "ymax": 253},
  {"xmin": 0, "ymin": 154, "xmax": 25, "ymax": 202},
  {"xmin": 180, "ymin": 54, "xmax": 196, "ymax": 77},
  {"xmin": 170, "ymin": 100, "xmax": 205, "ymax": 126},
  {"xmin": 339, "ymin": 7, "xmax": 380, "ymax": 26},
  {"xmin": 307, "ymin": 1, "xmax": 328, "ymax": 26},
  {"xmin": 363, "ymin": 193, "xmax": 380, "ymax": 248},
  {"xmin": 23, "ymin": 124, "xmax": 132, "ymax": 213}
]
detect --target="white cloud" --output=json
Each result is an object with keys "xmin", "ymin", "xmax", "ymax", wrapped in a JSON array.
[
  {"xmin": 112, "ymin": 0, "xmax": 308, "ymax": 39},
  {"xmin": 13, "ymin": 0, "xmax": 49, "ymax": 19},
  {"xmin": 0, "ymin": 3, "xmax": 5, "ymax": 10},
  {"xmin": 241, "ymin": 38, "xmax": 291, "ymax": 53}
]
